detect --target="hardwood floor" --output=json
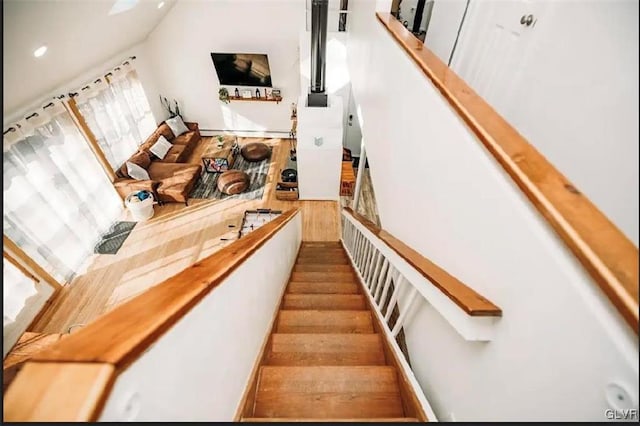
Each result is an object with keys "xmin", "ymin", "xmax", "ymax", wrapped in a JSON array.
[
  {"xmin": 341, "ymin": 166, "xmax": 381, "ymax": 227},
  {"xmin": 30, "ymin": 137, "xmax": 340, "ymax": 334}
]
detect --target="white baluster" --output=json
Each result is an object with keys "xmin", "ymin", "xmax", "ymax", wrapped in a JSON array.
[
  {"xmin": 384, "ymin": 275, "xmax": 405, "ymax": 324},
  {"xmin": 360, "ymin": 238, "xmax": 370, "ymax": 271},
  {"xmin": 362, "ymin": 241, "xmax": 372, "ymax": 275},
  {"xmin": 376, "ymin": 265, "xmax": 395, "ymax": 306},
  {"xmin": 366, "ymin": 250, "xmax": 381, "ymax": 286},
  {"xmin": 371, "ymin": 252, "xmax": 385, "ymax": 286},
  {"xmin": 391, "ymin": 286, "xmax": 418, "ymax": 337},
  {"xmin": 364, "ymin": 250, "xmax": 378, "ymax": 288},
  {"xmin": 373, "ymin": 258, "xmax": 391, "ymax": 304},
  {"xmin": 371, "ymin": 257, "xmax": 389, "ymax": 297}
]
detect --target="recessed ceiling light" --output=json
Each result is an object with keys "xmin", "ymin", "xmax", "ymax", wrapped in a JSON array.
[
  {"xmin": 109, "ymin": 0, "xmax": 138, "ymax": 16},
  {"xmin": 157, "ymin": 1, "xmax": 164, "ymax": 8},
  {"xmin": 33, "ymin": 45, "xmax": 47, "ymax": 58}
]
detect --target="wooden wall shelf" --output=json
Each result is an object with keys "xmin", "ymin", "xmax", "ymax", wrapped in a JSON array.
[{"xmin": 227, "ymin": 96, "xmax": 282, "ymax": 104}]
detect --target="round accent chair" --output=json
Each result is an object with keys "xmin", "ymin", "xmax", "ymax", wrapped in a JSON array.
[
  {"xmin": 217, "ymin": 170, "xmax": 250, "ymax": 195},
  {"xmin": 240, "ymin": 142, "xmax": 271, "ymax": 162}
]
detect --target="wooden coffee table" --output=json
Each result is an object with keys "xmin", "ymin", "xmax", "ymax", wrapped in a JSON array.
[{"xmin": 202, "ymin": 137, "xmax": 239, "ymax": 173}]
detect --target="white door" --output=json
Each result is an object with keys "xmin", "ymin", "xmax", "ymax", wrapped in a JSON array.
[{"xmin": 450, "ymin": 0, "xmax": 547, "ymax": 116}]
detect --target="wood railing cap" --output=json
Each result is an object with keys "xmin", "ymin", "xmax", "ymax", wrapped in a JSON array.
[
  {"xmin": 344, "ymin": 207, "xmax": 502, "ymax": 317},
  {"xmin": 30, "ymin": 208, "xmax": 300, "ymax": 369},
  {"xmin": 374, "ymin": 12, "xmax": 638, "ymax": 333}
]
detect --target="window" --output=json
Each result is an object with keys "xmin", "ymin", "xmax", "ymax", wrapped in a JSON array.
[
  {"xmin": 75, "ymin": 66, "xmax": 156, "ymax": 170},
  {"xmin": 3, "ymin": 102, "xmax": 122, "ymax": 283}
]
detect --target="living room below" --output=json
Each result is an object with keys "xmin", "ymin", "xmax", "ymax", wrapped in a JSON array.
[{"xmin": 29, "ymin": 135, "xmax": 340, "ymax": 335}]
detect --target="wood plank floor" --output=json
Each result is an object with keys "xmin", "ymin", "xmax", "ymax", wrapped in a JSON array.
[
  {"xmin": 340, "ymin": 166, "xmax": 381, "ymax": 227},
  {"xmin": 30, "ymin": 137, "xmax": 340, "ymax": 334}
]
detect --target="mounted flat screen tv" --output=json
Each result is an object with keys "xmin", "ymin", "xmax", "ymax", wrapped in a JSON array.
[{"xmin": 211, "ymin": 53, "xmax": 273, "ymax": 87}]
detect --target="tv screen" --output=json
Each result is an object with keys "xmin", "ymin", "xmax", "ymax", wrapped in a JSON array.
[{"xmin": 211, "ymin": 53, "xmax": 273, "ymax": 87}]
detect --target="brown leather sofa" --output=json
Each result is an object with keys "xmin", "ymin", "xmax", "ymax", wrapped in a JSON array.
[{"xmin": 113, "ymin": 121, "xmax": 203, "ymax": 205}]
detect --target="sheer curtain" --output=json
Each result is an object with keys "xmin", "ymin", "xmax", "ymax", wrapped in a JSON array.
[
  {"xmin": 3, "ymin": 101, "xmax": 122, "ymax": 283},
  {"xmin": 75, "ymin": 65, "xmax": 156, "ymax": 171},
  {"xmin": 3, "ymin": 257, "xmax": 55, "ymax": 357}
]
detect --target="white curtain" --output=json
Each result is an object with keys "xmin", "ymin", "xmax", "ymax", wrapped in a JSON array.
[
  {"xmin": 75, "ymin": 66, "xmax": 156, "ymax": 171},
  {"xmin": 3, "ymin": 101, "xmax": 123, "ymax": 283},
  {"xmin": 3, "ymin": 258, "xmax": 37, "ymax": 327}
]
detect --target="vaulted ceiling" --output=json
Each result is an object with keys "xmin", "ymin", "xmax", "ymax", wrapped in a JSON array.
[{"xmin": 3, "ymin": 0, "xmax": 176, "ymax": 117}]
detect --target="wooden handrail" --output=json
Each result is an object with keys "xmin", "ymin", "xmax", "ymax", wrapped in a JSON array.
[
  {"xmin": 344, "ymin": 207, "xmax": 501, "ymax": 317},
  {"xmin": 4, "ymin": 208, "xmax": 300, "ymax": 422},
  {"xmin": 376, "ymin": 13, "xmax": 638, "ymax": 332}
]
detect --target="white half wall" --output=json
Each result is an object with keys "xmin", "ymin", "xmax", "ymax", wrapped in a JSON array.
[
  {"xmin": 347, "ymin": 0, "xmax": 638, "ymax": 421},
  {"xmin": 99, "ymin": 212, "xmax": 302, "ymax": 421},
  {"xmin": 144, "ymin": 0, "xmax": 305, "ymax": 133}
]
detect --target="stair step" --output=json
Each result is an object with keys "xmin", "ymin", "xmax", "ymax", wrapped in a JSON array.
[
  {"xmin": 287, "ymin": 282, "xmax": 360, "ymax": 295},
  {"xmin": 298, "ymin": 248, "xmax": 346, "ymax": 255},
  {"xmin": 266, "ymin": 333, "xmax": 385, "ymax": 366},
  {"xmin": 282, "ymin": 294, "xmax": 366, "ymax": 310},
  {"xmin": 296, "ymin": 256, "xmax": 351, "ymax": 265},
  {"xmin": 277, "ymin": 311, "xmax": 373, "ymax": 333},
  {"xmin": 242, "ymin": 418, "xmax": 419, "ymax": 422},
  {"xmin": 253, "ymin": 366, "xmax": 404, "ymax": 418},
  {"xmin": 293, "ymin": 264, "xmax": 353, "ymax": 273},
  {"xmin": 290, "ymin": 272, "xmax": 356, "ymax": 282},
  {"xmin": 302, "ymin": 242, "xmax": 342, "ymax": 247}
]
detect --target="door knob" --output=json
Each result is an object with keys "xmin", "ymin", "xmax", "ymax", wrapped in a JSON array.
[{"xmin": 520, "ymin": 14, "xmax": 534, "ymax": 26}]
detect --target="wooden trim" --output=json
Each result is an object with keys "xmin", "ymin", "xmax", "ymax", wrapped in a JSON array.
[
  {"xmin": 344, "ymin": 207, "xmax": 501, "ymax": 317},
  {"xmin": 376, "ymin": 13, "xmax": 638, "ymax": 331},
  {"xmin": 3, "ymin": 235, "xmax": 63, "ymax": 291},
  {"xmin": 3, "ymin": 362, "xmax": 115, "ymax": 422},
  {"xmin": 3, "ymin": 250, "xmax": 39, "ymax": 283},
  {"xmin": 32, "ymin": 209, "xmax": 301, "ymax": 370},
  {"xmin": 65, "ymin": 98, "xmax": 117, "ymax": 182}
]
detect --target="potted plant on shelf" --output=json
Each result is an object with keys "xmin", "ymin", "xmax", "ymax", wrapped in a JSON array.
[{"xmin": 219, "ymin": 88, "xmax": 230, "ymax": 104}]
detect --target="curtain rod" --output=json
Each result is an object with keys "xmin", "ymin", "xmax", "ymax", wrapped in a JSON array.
[{"xmin": 3, "ymin": 56, "xmax": 137, "ymax": 133}]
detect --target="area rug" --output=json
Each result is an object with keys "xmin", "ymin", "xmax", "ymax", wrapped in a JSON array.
[
  {"xmin": 94, "ymin": 221, "xmax": 137, "ymax": 255},
  {"xmin": 190, "ymin": 153, "xmax": 271, "ymax": 200}
]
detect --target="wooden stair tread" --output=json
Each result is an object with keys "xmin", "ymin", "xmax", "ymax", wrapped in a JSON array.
[
  {"xmin": 283, "ymin": 294, "xmax": 366, "ymax": 310},
  {"xmin": 301, "ymin": 242, "xmax": 342, "ymax": 247},
  {"xmin": 242, "ymin": 418, "xmax": 419, "ymax": 422},
  {"xmin": 277, "ymin": 311, "xmax": 373, "ymax": 333},
  {"xmin": 293, "ymin": 264, "xmax": 353, "ymax": 272},
  {"xmin": 253, "ymin": 366, "xmax": 404, "ymax": 418},
  {"xmin": 267, "ymin": 333, "xmax": 385, "ymax": 366},
  {"xmin": 290, "ymin": 272, "xmax": 356, "ymax": 282},
  {"xmin": 295, "ymin": 257, "xmax": 349, "ymax": 264},
  {"xmin": 287, "ymin": 282, "xmax": 360, "ymax": 295}
]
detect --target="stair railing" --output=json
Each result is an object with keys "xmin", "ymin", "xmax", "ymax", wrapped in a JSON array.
[
  {"xmin": 341, "ymin": 207, "xmax": 502, "ymax": 342},
  {"xmin": 3, "ymin": 208, "xmax": 302, "ymax": 422}
]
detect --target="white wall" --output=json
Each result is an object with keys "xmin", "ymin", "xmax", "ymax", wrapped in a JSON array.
[
  {"xmin": 3, "ymin": 42, "xmax": 163, "ymax": 130},
  {"xmin": 424, "ymin": 0, "xmax": 468, "ymax": 64},
  {"xmin": 144, "ymin": 0, "xmax": 305, "ymax": 134},
  {"xmin": 99, "ymin": 213, "xmax": 302, "ymax": 421},
  {"xmin": 3, "ymin": 282, "xmax": 54, "ymax": 359},
  {"xmin": 347, "ymin": 0, "xmax": 638, "ymax": 421},
  {"xmin": 451, "ymin": 0, "xmax": 639, "ymax": 245}
]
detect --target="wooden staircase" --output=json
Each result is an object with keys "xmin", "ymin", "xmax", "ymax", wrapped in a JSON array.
[{"xmin": 240, "ymin": 242, "xmax": 426, "ymax": 422}]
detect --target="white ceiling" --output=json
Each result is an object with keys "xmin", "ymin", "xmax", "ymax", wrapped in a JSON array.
[{"xmin": 2, "ymin": 0, "xmax": 176, "ymax": 117}]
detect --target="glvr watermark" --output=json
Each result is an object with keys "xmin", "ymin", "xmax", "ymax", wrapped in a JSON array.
[{"xmin": 605, "ymin": 409, "xmax": 638, "ymax": 421}]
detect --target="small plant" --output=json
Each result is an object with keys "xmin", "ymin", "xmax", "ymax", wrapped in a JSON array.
[{"xmin": 219, "ymin": 88, "xmax": 230, "ymax": 104}]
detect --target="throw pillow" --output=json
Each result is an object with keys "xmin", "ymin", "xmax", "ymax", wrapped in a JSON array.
[
  {"xmin": 129, "ymin": 150, "xmax": 151, "ymax": 169},
  {"xmin": 149, "ymin": 135, "xmax": 173, "ymax": 160},
  {"xmin": 165, "ymin": 116, "xmax": 189, "ymax": 137},
  {"xmin": 126, "ymin": 161, "xmax": 150, "ymax": 181}
]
